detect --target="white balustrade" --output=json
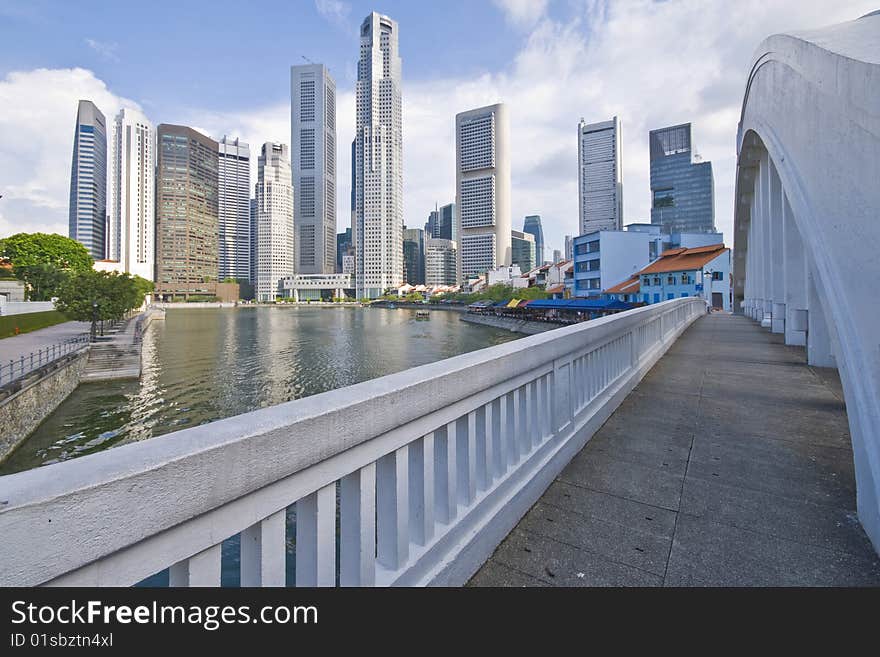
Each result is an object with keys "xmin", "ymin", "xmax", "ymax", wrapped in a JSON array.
[{"xmin": 0, "ymin": 298, "xmax": 704, "ymax": 587}]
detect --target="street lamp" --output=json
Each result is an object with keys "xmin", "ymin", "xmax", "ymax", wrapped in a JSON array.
[
  {"xmin": 702, "ymin": 269, "xmax": 714, "ymax": 312},
  {"xmin": 91, "ymin": 301, "xmax": 98, "ymax": 342}
]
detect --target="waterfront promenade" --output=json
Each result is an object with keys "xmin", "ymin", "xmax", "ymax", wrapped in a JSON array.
[
  {"xmin": 0, "ymin": 321, "xmax": 89, "ymax": 363},
  {"xmin": 470, "ymin": 314, "xmax": 880, "ymax": 586}
]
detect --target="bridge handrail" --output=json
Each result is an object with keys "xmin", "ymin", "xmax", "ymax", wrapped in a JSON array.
[{"xmin": 0, "ymin": 297, "xmax": 704, "ymax": 586}]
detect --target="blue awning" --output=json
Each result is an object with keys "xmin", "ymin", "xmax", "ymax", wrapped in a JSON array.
[{"xmin": 525, "ymin": 298, "xmax": 633, "ymax": 311}]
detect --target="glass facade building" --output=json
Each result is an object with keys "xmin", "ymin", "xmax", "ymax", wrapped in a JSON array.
[
  {"xmin": 511, "ymin": 229, "xmax": 536, "ymax": 272},
  {"xmin": 649, "ymin": 123, "xmax": 715, "ymax": 234},
  {"xmin": 69, "ymin": 100, "xmax": 107, "ymax": 260},
  {"xmin": 522, "ymin": 215, "xmax": 544, "ymax": 265},
  {"xmin": 403, "ymin": 227, "xmax": 425, "ymax": 285},
  {"xmin": 425, "ymin": 203, "xmax": 456, "ymax": 242}
]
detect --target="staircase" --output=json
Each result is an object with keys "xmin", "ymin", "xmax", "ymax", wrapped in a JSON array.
[{"xmin": 81, "ymin": 308, "xmax": 162, "ymax": 382}]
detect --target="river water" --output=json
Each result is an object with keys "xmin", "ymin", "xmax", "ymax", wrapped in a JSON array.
[
  {"xmin": 2, "ymin": 306, "xmax": 520, "ymax": 585},
  {"xmin": 1, "ymin": 307, "xmax": 518, "ymax": 474}
]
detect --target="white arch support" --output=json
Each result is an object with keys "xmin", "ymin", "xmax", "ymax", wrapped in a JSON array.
[{"xmin": 733, "ymin": 12, "xmax": 880, "ymax": 551}]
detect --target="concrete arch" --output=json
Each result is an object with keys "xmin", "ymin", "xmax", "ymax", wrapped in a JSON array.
[{"xmin": 733, "ymin": 12, "xmax": 880, "ymax": 551}]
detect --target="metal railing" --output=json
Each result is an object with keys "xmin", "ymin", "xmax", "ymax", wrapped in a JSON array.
[
  {"xmin": 0, "ymin": 298, "xmax": 704, "ymax": 586},
  {"xmin": 0, "ymin": 335, "xmax": 90, "ymax": 386}
]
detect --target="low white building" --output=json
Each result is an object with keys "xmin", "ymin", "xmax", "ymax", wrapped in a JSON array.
[
  {"xmin": 281, "ymin": 273, "xmax": 354, "ymax": 301},
  {"xmin": 487, "ymin": 265, "xmax": 522, "ymax": 286}
]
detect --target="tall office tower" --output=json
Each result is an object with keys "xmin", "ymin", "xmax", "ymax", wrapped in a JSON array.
[
  {"xmin": 522, "ymin": 215, "xmax": 544, "ymax": 265},
  {"xmin": 456, "ymin": 103, "xmax": 511, "ymax": 280},
  {"xmin": 425, "ymin": 238, "xmax": 457, "ymax": 286},
  {"xmin": 424, "ymin": 203, "xmax": 455, "ymax": 241},
  {"xmin": 564, "ymin": 235, "xmax": 574, "ymax": 261},
  {"xmin": 425, "ymin": 207, "xmax": 438, "ymax": 238},
  {"xmin": 217, "ymin": 136, "xmax": 251, "ymax": 283},
  {"xmin": 69, "ymin": 100, "xmax": 107, "ymax": 260},
  {"xmin": 336, "ymin": 227, "xmax": 352, "ymax": 272},
  {"xmin": 578, "ymin": 116, "xmax": 623, "ymax": 234},
  {"xmin": 649, "ymin": 123, "xmax": 715, "ymax": 234},
  {"xmin": 155, "ymin": 124, "xmax": 218, "ymax": 298},
  {"xmin": 249, "ymin": 197, "xmax": 257, "ymax": 284},
  {"xmin": 255, "ymin": 142, "xmax": 295, "ymax": 302},
  {"xmin": 291, "ymin": 64, "xmax": 337, "ymax": 275},
  {"xmin": 553, "ymin": 249, "xmax": 563, "ymax": 263},
  {"xmin": 403, "ymin": 227, "xmax": 425, "ymax": 285},
  {"xmin": 108, "ymin": 107, "xmax": 154, "ymax": 280},
  {"xmin": 511, "ymin": 229, "xmax": 536, "ymax": 272},
  {"xmin": 355, "ymin": 11, "xmax": 403, "ymax": 299}
]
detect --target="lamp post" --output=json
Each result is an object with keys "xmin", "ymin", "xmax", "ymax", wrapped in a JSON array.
[
  {"xmin": 91, "ymin": 301, "xmax": 98, "ymax": 342},
  {"xmin": 703, "ymin": 268, "xmax": 714, "ymax": 312}
]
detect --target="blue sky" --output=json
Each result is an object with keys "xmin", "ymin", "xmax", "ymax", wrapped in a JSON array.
[
  {"xmin": 0, "ymin": 0, "xmax": 873, "ymax": 258},
  {"xmin": 1, "ymin": 0, "xmax": 528, "ymax": 119}
]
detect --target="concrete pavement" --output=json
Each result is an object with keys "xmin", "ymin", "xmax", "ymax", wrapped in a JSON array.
[
  {"xmin": 0, "ymin": 321, "xmax": 90, "ymax": 364},
  {"xmin": 469, "ymin": 313, "xmax": 880, "ymax": 587}
]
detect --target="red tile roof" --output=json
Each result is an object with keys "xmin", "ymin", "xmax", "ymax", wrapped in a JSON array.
[
  {"xmin": 639, "ymin": 244, "xmax": 728, "ymax": 275},
  {"xmin": 604, "ymin": 276, "xmax": 640, "ymax": 294}
]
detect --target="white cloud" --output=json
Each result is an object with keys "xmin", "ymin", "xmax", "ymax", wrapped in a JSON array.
[
  {"xmin": 314, "ymin": 0, "xmax": 353, "ymax": 33},
  {"xmin": 493, "ymin": 0, "xmax": 550, "ymax": 28},
  {"xmin": 84, "ymin": 38, "xmax": 119, "ymax": 61},
  {"xmin": 0, "ymin": 68, "xmax": 138, "ymax": 238},
  {"xmin": 398, "ymin": 0, "xmax": 877, "ymax": 256},
  {"xmin": 3, "ymin": 1, "xmax": 875, "ymax": 264}
]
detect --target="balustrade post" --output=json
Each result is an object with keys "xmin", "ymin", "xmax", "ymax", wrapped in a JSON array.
[
  {"xmin": 408, "ymin": 434, "xmax": 435, "ymax": 547},
  {"xmin": 169, "ymin": 544, "xmax": 221, "ymax": 587},
  {"xmin": 340, "ymin": 463, "xmax": 376, "ymax": 586},
  {"xmin": 295, "ymin": 483, "xmax": 336, "ymax": 586},
  {"xmin": 241, "ymin": 510, "xmax": 286, "ymax": 587},
  {"xmin": 457, "ymin": 414, "xmax": 476, "ymax": 506},
  {"xmin": 434, "ymin": 422, "xmax": 457, "ymax": 524},
  {"xmin": 377, "ymin": 445, "xmax": 409, "ymax": 571}
]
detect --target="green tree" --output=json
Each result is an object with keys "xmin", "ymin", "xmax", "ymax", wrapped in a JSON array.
[
  {"xmin": 0, "ymin": 232, "xmax": 93, "ymax": 300},
  {"xmin": 55, "ymin": 271, "xmax": 150, "ymax": 322}
]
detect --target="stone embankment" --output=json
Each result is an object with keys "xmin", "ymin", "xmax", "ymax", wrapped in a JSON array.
[
  {"xmin": 459, "ymin": 313, "xmax": 559, "ymax": 335},
  {"xmin": 0, "ymin": 348, "xmax": 90, "ymax": 463}
]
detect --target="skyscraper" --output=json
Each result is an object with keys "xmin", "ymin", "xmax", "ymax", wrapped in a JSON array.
[
  {"xmin": 649, "ymin": 123, "xmax": 715, "ymax": 234},
  {"xmin": 69, "ymin": 100, "xmax": 107, "ymax": 260},
  {"xmin": 355, "ymin": 11, "xmax": 403, "ymax": 299},
  {"xmin": 217, "ymin": 136, "xmax": 251, "ymax": 283},
  {"xmin": 255, "ymin": 142, "xmax": 295, "ymax": 302},
  {"xmin": 336, "ymin": 227, "xmax": 352, "ymax": 273},
  {"xmin": 108, "ymin": 107, "xmax": 154, "ymax": 280},
  {"xmin": 511, "ymin": 230, "xmax": 536, "ymax": 272},
  {"xmin": 578, "ymin": 116, "xmax": 623, "ymax": 234},
  {"xmin": 553, "ymin": 249, "xmax": 563, "ymax": 264},
  {"xmin": 403, "ymin": 227, "xmax": 425, "ymax": 285},
  {"xmin": 456, "ymin": 103, "xmax": 511, "ymax": 280},
  {"xmin": 425, "ymin": 238, "xmax": 457, "ymax": 286},
  {"xmin": 291, "ymin": 63, "xmax": 337, "ymax": 275},
  {"xmin": 522, "ymin": 215, "xmax": 544, "ymax": 265},
  {"xmin": 564, "ymin": 235, "xmax": 574, "ymax": 261},
  {"xmin": 425, "ymin": 203, "xmax": 455, "ymax": 241},
  {"xmin": 155, "ymin": 124, "xmax": 219, "ymax": 298}
]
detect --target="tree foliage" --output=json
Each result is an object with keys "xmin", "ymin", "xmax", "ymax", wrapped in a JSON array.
[
  {"xmin": 434, "ymin": 284, "xmax": 550, "ymax": 304},
  {"xmin": 0, "ymin": 233, "xmax": 93, "ymax": 300},
  {"xmin": 55, "ymin": 271, "xmax": 153, "ymax": 322}
]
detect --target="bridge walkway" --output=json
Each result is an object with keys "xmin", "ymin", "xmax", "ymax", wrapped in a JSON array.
[{"xmin": 469, "ymin": 313, "xmax": 880, "ymax": 586}]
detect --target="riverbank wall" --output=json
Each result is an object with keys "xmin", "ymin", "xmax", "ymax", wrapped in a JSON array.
[
  {"xmin": 0, "ymin": 348, "xmax": 90, "ymax": 463},
  {"xmin": 459, "ymin": 313, "xmax": 559, "ymax": 335},
  {"xmin": 371, "ymin": 302, "xmax": 467, "ymax": 312}
]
